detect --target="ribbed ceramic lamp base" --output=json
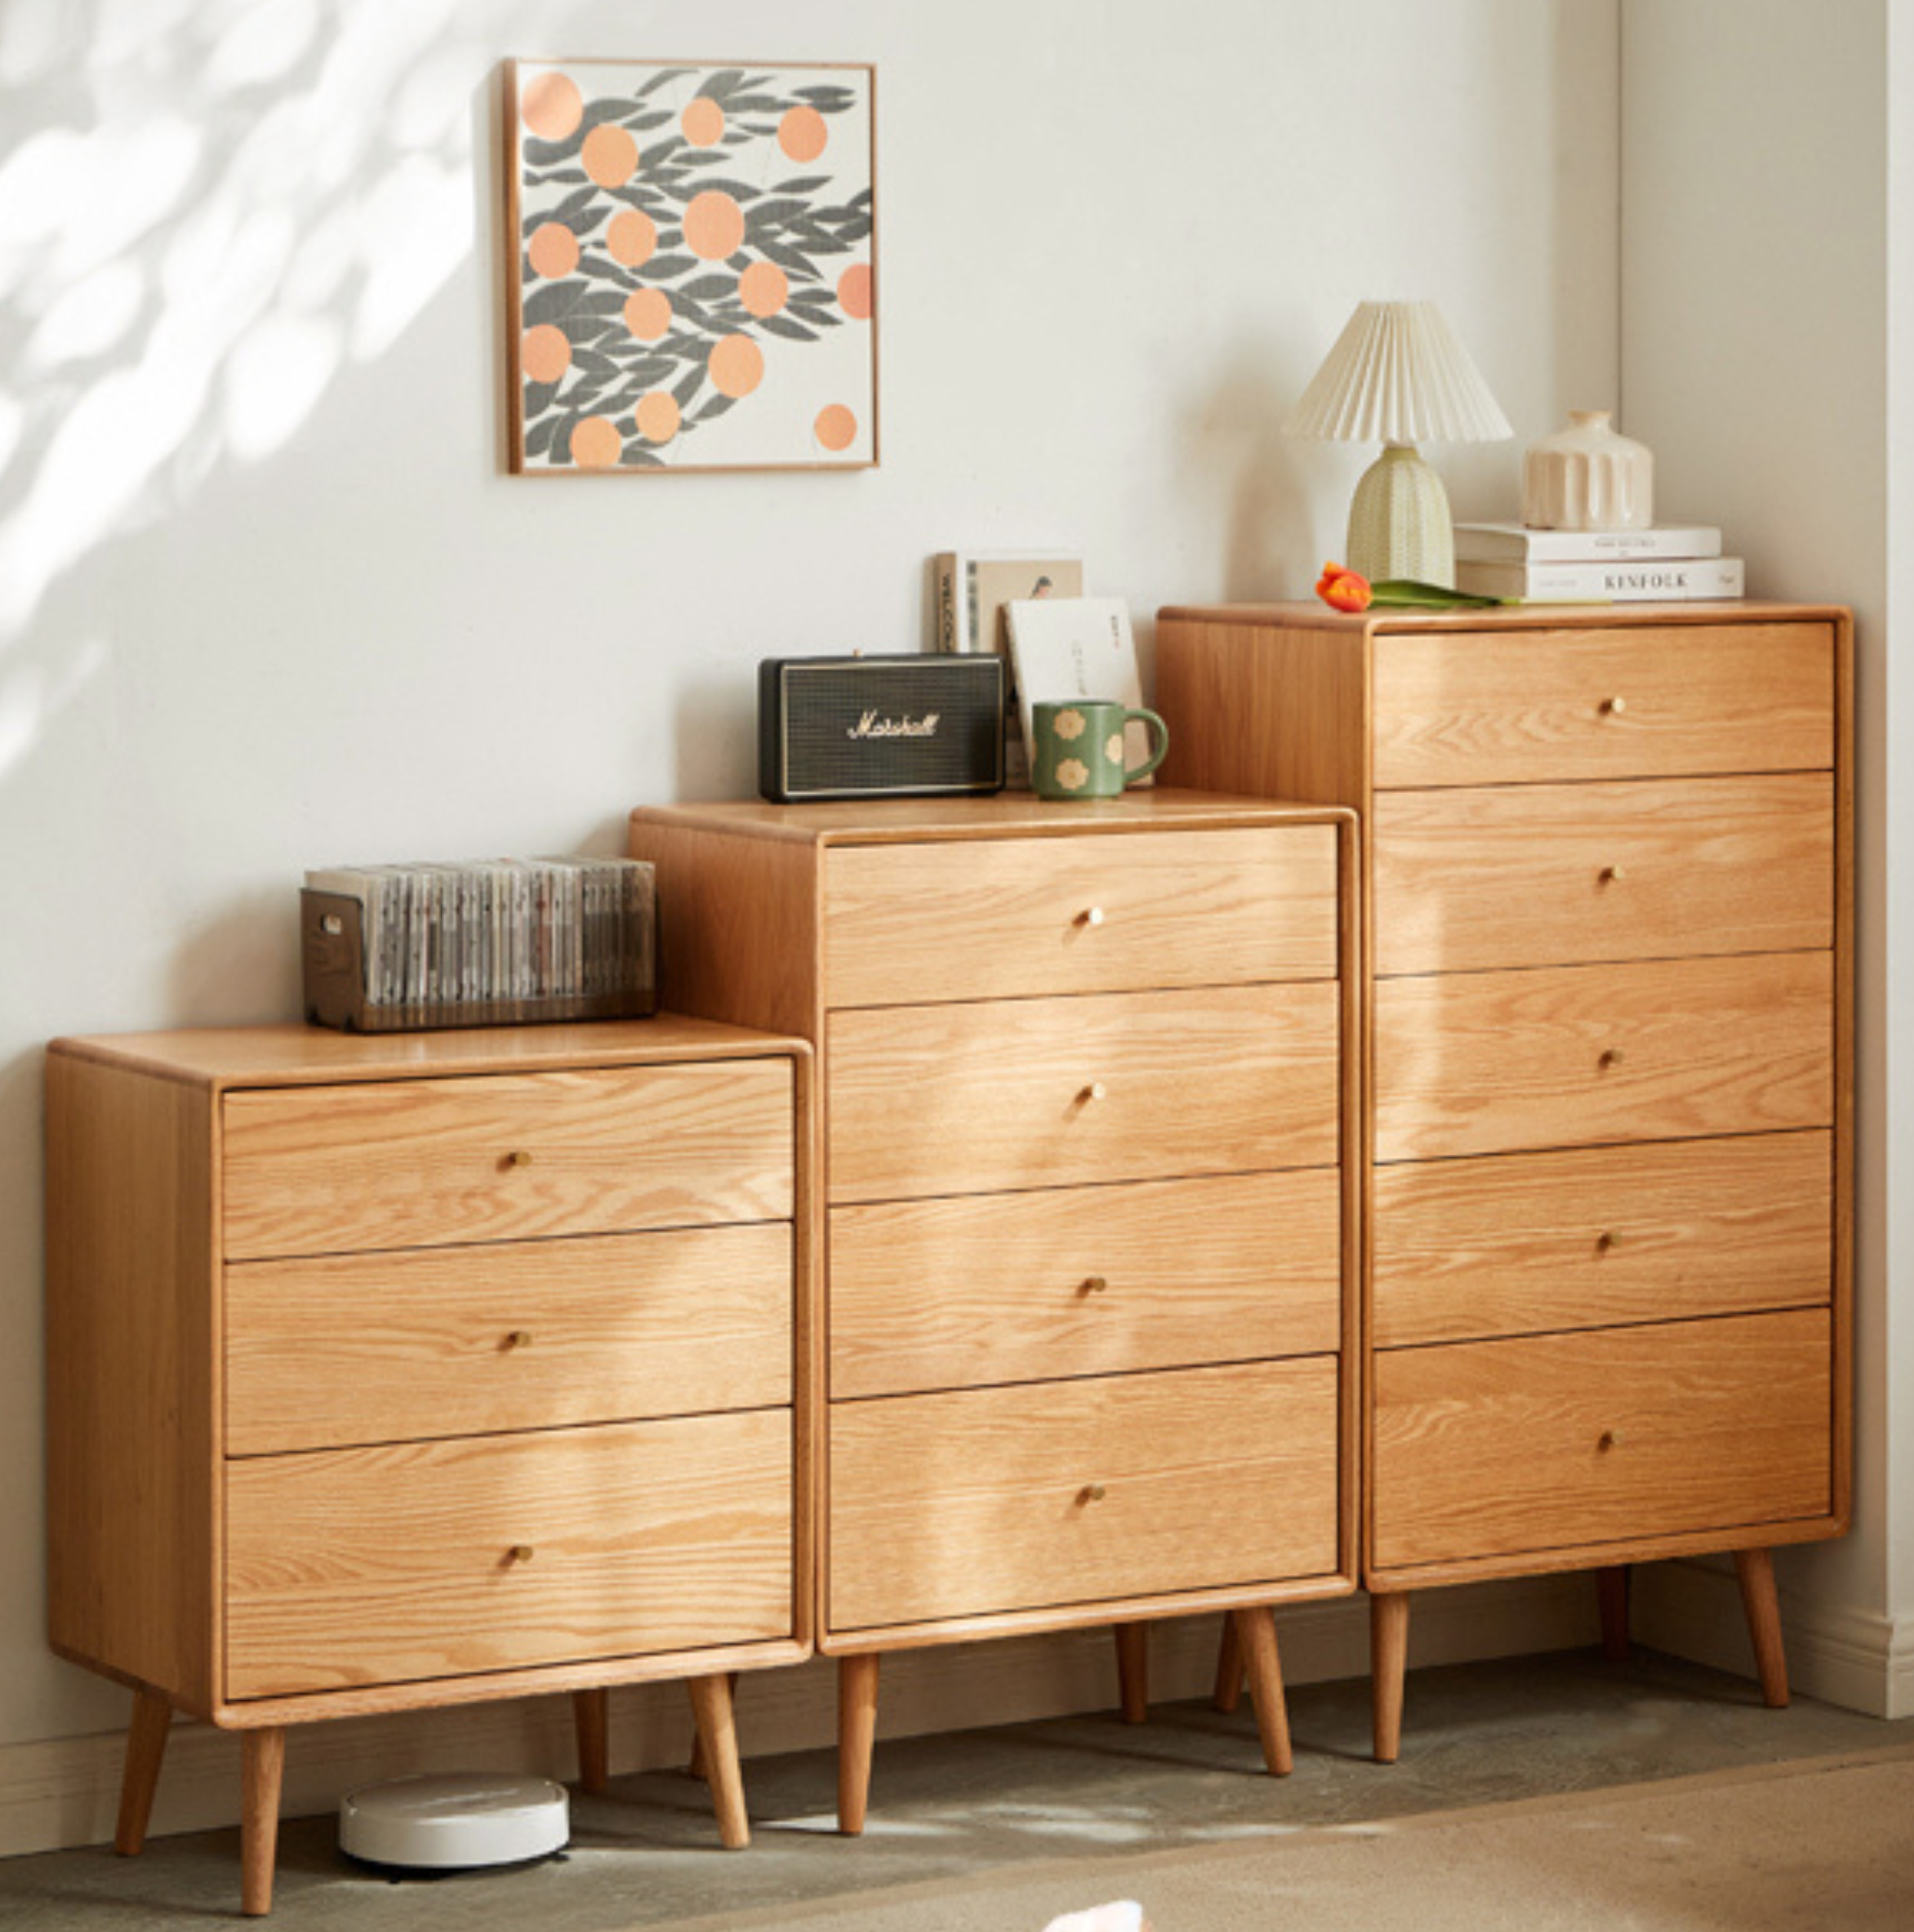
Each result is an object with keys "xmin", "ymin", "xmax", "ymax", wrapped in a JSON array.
[{"xmin": 1346, "ymin": 443, "xmax": 1454, "ymax": 587}]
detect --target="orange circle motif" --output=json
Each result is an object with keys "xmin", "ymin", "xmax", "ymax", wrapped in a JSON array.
[
  {"xmin": 681, "ymin": 97, "xmax": 726, "ymax": 147},
  {"xmin": 623, "ymin": 288, "xmax": 673, "ymax": 341},
  {"xmin": 778, "ymin": 105, "xmax": 828, "ymax": 162},
  {"xmin": 814, "ymin": 404, "xmax": 857, "ymax": 452},
  {"xmin": 836, "ymin": 262, "xmax": 873, "ymax": 319},
  {"xmin": 606, "ymin": 209, "xmax": 657, "ymax": 267},
  {"xmin": 520, "ymin": 324, "xmax": 571, "ymax": 385},
  {"xmin": 737, "ymin": 260, "xmax": 789, "ymax": 318},
  {"xmin": 634, "ymin": 392, "xmax": 682, "ymax": 443},
  {"xmin": 683, "ymin": 189, "xmax": 746, "ymax": 261},
  {"xmin": 570, "ymin": 417, "xmax": 622, "ymax": 468},
  {"xmin": 708, "ymin": 334, "xmax": 764, "ymax": 398},
  {"xmin": 521, "ymin": 72, "xmax": 584, "ymax": 142},
  {"xmin": 527, "ymin": 222, "xmax": 580, "ymax": 279},
  {"xmin": 581, "ymin": 124, "xmax": 639, "ymax": 188}
]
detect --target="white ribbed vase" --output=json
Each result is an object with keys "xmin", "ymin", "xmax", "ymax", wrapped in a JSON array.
[
  {"xmin": 1522, "ymin": 410, "xmax": 1654, "ymax": 531},
  {"xmin": 1347, "ymin": 443, "xmax": 1454, "ymax": 587}
]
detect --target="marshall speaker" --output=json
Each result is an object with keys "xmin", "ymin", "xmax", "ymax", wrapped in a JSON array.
[{"xmin": 758, "ymin": 654, "xmax": 1006, "ymax": 803}]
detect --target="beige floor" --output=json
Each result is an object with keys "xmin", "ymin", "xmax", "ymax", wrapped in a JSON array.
[{"xmin": 6, "ymin": 1646, "xmax": 1913, "ymax": 1930}]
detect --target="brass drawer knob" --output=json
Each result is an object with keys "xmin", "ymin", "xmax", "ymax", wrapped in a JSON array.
[
  {"xmin": 506, "ymin": 1149, "xmax": 534, "ymax": 1168},
  {"xmin": 1600, "ymin": 695, "xmax": 1627, "ymax": 717},
  {"xmin": 507, "ymin": 1544, "xmax": 536, "ymax": 1565},
  {"xmin": 1079, "ymin": 906, "xmax": 1106, "ymax": 928},
  {"xmin": 1080, "ymin": 1275, "xmax": 1110, "ymax": 1296},
  {"xmin": 1598, "ymin": 1048, "xmax": 1624, "ymax": 1071},
  {"xmin": 1596, "ymin": 1231, "xmax": 1619, "ymax": 1255},
  {"xmin": 1079, "ymin": 1081, "xmax": 1107, "ymax": 1103},
  {"xmin": 1079, "ymin": 1484, "xmax": 1107, "ymax": 1504},
  {"xmin": 1598, "ymin": 864, "xmax": 1627, "ymax": 885},
  {"xmin": 504, "ymin": 1329, "xmax": 534, "ymax": 1350},
  {"xmin": 1597, "ymin": 1430, "xmax": 1624, "ymax": 1453}
]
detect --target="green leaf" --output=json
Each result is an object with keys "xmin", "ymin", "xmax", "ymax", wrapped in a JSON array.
[{"xmin": 1367, "ymin": 579, "xmax": 1507, "ymax": 608}]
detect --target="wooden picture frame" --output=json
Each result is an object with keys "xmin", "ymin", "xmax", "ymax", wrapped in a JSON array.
[{"xmin": 504, "ymin": 59, "xmax": 877, "ymax": 474}]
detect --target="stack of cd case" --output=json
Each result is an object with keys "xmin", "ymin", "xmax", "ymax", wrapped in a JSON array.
[{"xmin": 300, "ymin": 857, "xmax": 657, "ymax": 1033}]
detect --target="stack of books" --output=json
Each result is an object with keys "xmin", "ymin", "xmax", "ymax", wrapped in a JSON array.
[{"xmin": 1452, "ymin": 523, "xmax": 1743, "ymax": 603}]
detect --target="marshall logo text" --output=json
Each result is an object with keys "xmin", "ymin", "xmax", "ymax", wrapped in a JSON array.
[{"xmin": 848, "ymin": 710, "xmax": 941, "ymax": 741}]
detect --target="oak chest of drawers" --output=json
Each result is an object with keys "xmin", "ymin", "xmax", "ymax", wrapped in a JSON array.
[
  {"xmin": 47, "ymin": 1017, "xmax": 812, "ymax": 1913},
  {"xmin": 1157, "ymin": 601, "xmax": 1853, "ymax": 1756},
  {"xmin": 630, "ymin": 791, "xmax": 1360, "ymax": 1826}
]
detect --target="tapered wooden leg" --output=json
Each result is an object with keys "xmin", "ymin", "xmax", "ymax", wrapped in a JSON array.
[
  {"xmin": 1114, "ymin": 1622, "xmax": 1149, "ymax": 1724},
  {"xmin": 687, "ymin": 1675, "xmax": 749, "ymax": 1849},
  {"xmin": 240, "ymin": 1727, "xmax": 285, "ymax": 1917},
  {"xmin": 1596, "ymin": 1565, "xmax": 1631, "ymax": 1663},
  {"xmin": 687, "ymin": 1672, "xmax": 739, "ymax": 1780},
  {"xmin": 573, "ymin": 1687, "xmax": 610, "ymax": 1794},
  {"xmin": 1736, "ymin": 1547, "xmax": 1790, "ymax": 1707},
  {"xmin": 1231, "ymin": 1607, "xmax": 1293, "ymax": 1776},
  {"xmin": 837, "ymin": 1654, "xmax": 880, "ymax": 1836},
  {"xmin": 115, "ymin": 1689, "xmax": 172, "ymax": 1857},
  {"xmin": 1212, "ymin": 1614, "xmax": 1246, "ymax": 1714},
  {"xmin": 1372, "ymin": 1591, "xmax": 1410, "ymax": 1765}
]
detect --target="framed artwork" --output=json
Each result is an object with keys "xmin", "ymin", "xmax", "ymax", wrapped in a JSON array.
[{"xmin": 504, "ymin": 59, "xmax": 877, "ymax": 474}]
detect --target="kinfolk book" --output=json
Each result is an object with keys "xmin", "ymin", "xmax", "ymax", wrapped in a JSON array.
[{"xmin": 1453, "ymin": 556, "xmax": 1747, "ymax": 602}]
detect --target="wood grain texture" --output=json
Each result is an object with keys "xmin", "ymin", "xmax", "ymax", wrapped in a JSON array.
[
  {"xmin": 1371, "ymin": 620, "xmax": 1835, "ymax": 789},
  {"xmin": 828, "ymin": 982, "xmax": 1340, "ymax": 1203},
  {"xmin": 1372, "ymin": 1131, "xmax": 1833, "ymax": 1347},
  {"xmin": 1372, "ymin": 772, "xmax": 1834, "ymax": 976},
  {"xmin": 1155, "ymin": 615, "xmax": 1370, "ymax": 807},
  {"xmin": 45, "ymin": 1053, "xmax": 217, "ymax": 1712},
  {"xmin": 221, "ymin": 1060, "xmax": 794, "ymax": 1260},
  {"xmin": 1372, "ymin": 1309, "xmax": 1832, "ymax": 1569},
  {"xmin": 225, "ymin": 1222, "xmax": 793, "ymax": 1454},
  {"xmin": 828, "ymin": 1360, "xmax": 1339, "ymax": 1632},
  {"xmin": 822, "ymin": 825, "xmax": 1338, "ymax": 1005},
  {"xmin": 829, "ymin": 1169, "xmax": 1341, "ymax": 1397},
  {"xmin": 1373, "ymin": 950, "xmax": 1833, "ymax": 1164},
  {"xmin": 225, "ymin": 1409, "xmax": 793, "ymax": 1699}
]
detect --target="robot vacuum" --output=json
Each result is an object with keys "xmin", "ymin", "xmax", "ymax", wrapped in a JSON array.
[{"xmin": 339, "ymin": 1773, "xmax": 570, "ymax": 1871}]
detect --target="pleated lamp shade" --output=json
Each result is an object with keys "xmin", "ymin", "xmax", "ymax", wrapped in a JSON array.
[
  {"xmin": 1284, "ymin": 300, "xmax": 1512, "ymax": 444},
  {"xmin": 1284, "ymin": 301, "xmax": 1511, "ymax": 587}
]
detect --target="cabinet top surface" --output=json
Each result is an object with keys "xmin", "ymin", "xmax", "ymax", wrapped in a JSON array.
[
  {"xmin": 46, "ymin": 1013, "xmax": 808, "ymax": 1089},
  {"xmin": 630, "ymin": 786, "xmax": 1351, "ymax": 847},
  {"xmin": 1155, "ymin": 599, "xmax": 1849, "ymax": 635}
]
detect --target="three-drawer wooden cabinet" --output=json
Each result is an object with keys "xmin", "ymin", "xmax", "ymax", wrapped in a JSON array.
[
  {"xmin": 47, "ymin": 1017, "xmax": 812, "ymax": 1913},
  {"xmin": 1157, "ymin": 601, "xmax": 1852, "ymax": 1757},
  {"xmin": 630, "ymin": 791, "xmax": 1360, "ymax": 1828}
]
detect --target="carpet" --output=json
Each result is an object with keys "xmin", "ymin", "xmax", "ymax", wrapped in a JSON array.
[{"xmin": 648, "ymin": 1744, "xmax": 1914, "ymax": 1932}]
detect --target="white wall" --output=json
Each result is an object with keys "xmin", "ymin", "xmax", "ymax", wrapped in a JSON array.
[
  {"xmin": 1619, "ymin": 0, "xmax": 1910, "ymax": 1712},
  {"xmin": 0, "ymin": 0, "xmax": 1627, "ymax": 1850}
]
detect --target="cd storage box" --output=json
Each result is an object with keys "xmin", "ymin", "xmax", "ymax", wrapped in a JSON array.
[{"xmin": 301, "ymin": 857, "xmax": 657, "ymax": 1033}]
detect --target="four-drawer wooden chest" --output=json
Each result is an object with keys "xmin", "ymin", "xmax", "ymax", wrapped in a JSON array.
[
  {"xmin": 46, "ymin": 1017, "xmax": 812, "ymax": 1913},
  {"xmin": 630, "ymin": 791, "xmax": 1361, "ymax": 1828},
  {"xmin": 1156, "ymin": 600, "xmax": 1853, "ymax": 1757}
]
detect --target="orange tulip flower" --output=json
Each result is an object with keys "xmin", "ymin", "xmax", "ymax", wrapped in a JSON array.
[{"xmin": 1315, "ymin": 563, "xmax": 1373, "ymax": 612}]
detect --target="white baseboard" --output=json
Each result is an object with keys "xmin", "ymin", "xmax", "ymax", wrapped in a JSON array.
[
  {"xmin": 0, "ymin": 1576, "xmax": 1594, "ymax": 1861},
  {"xmin": 1632, "ymin": 1556, "xmax": 1914, "ymax": 1718}
]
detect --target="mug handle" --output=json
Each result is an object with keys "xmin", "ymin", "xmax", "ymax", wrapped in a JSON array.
[{"xmin": 1122, "ymin": 707, "xmax": 1169, "ymax": 785}]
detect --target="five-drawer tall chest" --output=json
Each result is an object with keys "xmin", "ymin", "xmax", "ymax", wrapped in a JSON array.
[{"xmin": 1156, "ymin": 600, "xmax": 1853, "ymax": 1758}]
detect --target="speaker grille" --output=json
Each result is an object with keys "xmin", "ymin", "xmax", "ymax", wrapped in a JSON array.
[{"xmin": 761, "ymin": 657, "xmax": 1004, "ymax": 801}]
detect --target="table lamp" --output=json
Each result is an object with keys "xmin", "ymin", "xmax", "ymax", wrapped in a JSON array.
[{"xmin": 1284, "ymin": 300, "xmax": 1511, "ymax": 588}]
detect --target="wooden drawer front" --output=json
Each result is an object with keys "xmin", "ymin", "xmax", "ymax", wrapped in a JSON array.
[
  {"xmin": 225, "ymin": 1410, "xmax": 792, "ymax": 1698},
  {"xmin": 225, "ymin": 1222, "xmax": 793, "ymax": 1455},
  {"xmin": 830, "ymin": 1170, "xmax": 1342, "ymax": 1399},
  {"xmin": 823, "ymin": 826, "xmax": 1339, "ymax": 1007},
  {"xmin": 1373, "ymin": 1131, "xmax": 1832, "ymax": 1348},
  {"xmin": 1372, "ymin": 622, "xmax": 1834, "ymax": 790},
  {"xmin": 1374, "ymin": 951, "xmax": 1832, "ymax": 1164},
  {"xmin": 829, "ymin": 1360, "xmax": 1340, "ymax": 1631},
  {"xmin": 1373, "ymin": 774, "xmax": 1833, "ymax": 977},
  {"xmin": 828, "ymin": 983, "xmax": 1340, "ymax": 1204},
  {"xmin": 1372, "ymin": 1309, "xmax": 1832, "ymax": 1571},
  {"xmin": 222, "ymin": 1060, "xmax": 793, "ymax": 1260}
]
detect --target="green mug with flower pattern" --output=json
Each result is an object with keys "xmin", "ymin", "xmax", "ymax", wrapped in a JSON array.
[{"xmin": 1031, "ymin": 699, "xmax": 1169, "ymax": 799}]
